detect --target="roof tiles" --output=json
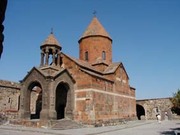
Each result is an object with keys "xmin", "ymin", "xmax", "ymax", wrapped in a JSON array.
[
  {"xmin": 79, "ymin": 17, "xmax": 111, "ymax": 41},
  {"xmin": 41, "ymin": 32, "xmax": 61, "ymax": 47}
]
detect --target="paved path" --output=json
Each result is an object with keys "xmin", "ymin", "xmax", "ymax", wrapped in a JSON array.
[{"xmin": 0, "ymin": 120, "xmax": 179, "ymax": 135}]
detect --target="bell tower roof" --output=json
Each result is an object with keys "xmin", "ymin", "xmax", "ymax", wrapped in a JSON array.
[
  {"xmin": 41, "ymin": 32, "xmax": 61, "ymax": 49},
  {"xmin": 79, "ymin": 17, "xmax": 112, "ymax": 43}
]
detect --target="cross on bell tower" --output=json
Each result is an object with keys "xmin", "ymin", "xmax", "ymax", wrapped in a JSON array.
[{"xmin": 93, "ymin": 10, "xmax": 97, "ymax": 17}]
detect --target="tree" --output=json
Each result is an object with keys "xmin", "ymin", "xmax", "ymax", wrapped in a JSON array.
[{"xmin": 171, "ymin": 89, "xmax": 180, "ymax": 115}]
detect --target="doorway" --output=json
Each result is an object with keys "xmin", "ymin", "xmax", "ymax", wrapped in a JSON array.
[
  {"xmin": 55, "ymin": 82, "xmax": 69, "ymax": 119},
  {"xmin": 29, "ymin": 82, "xmax": 42, "ymax": 119},
  {"xmin": 136, "ymin": 104, "xmax": 145, "ymax": 120}
]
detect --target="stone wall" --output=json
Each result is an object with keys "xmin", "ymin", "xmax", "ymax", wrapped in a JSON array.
[
  {"xmin": 62, "ymin": 53, "xmax": 136, "ymax": 124},
  {"xmin": 136, "ymin": 98, "xmax": 175, "ymax": 120},
  {"xmin": 0, "ymin": 80, "xmax": 20, "ymax": 119}
]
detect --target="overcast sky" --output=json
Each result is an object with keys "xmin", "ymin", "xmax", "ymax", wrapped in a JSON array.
[{"xmin": 0, "ymin": 0, "xmax": 180, "ymax": 99}]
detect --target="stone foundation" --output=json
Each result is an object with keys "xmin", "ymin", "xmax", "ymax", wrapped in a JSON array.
[{"xmin": 10, "ymin": 119, "xmax": 50, "ymax": 128}]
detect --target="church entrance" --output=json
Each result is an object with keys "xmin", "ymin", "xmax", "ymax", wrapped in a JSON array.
[
  {"xmin": 55, "ymin": 82, "xmax": 69, "ymax": 119},
  {"xmin": 28, "ymin": 82, "xmax": 42, "ymax": 119}
]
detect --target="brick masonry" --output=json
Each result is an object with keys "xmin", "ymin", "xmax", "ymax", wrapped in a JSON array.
[
  {"xmin": 0, "ymin": 80, "xmax": 20, "ymax": 119},
  {"xmin": 0, "ymin": 80, "xmax": 178, "ymax": 125},
  {"xmin": 136, "ymin": 98, "xmax": 178, "ymax": 120},
  {"xmin": 61, "ymin": 52, "xmax": 136, "ymax": 124},
  {"xmin": 79, "ymin": 36, "xmax": 112, "ymax": 65}
]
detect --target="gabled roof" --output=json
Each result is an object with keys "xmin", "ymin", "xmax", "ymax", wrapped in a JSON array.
[
  {"xmin": 22, "ymin": 66, "xmax": 60, "ymax": 82},
  {"xmin": 41, "ymin": 32, "xmax": 61, "ymax": 48},
  {"xmin": 103, "ymin": 62, "xmax": 129, "ymax": 79},
  {"xmin": 80, "ymin": 68, "xmax": 114, "ymax": 83},
  {"xmin": 92, "ymin": 57, "xmax": 109, "ymax": 66},
  {"xmin": 62, "ymin": 53, "xmax": 102, "ymax": 74},
  {"xmin": 22, "ymin": 67, "xmax": 44, "ymax": 82},
  {"xmin": 22, "ymin": 66, "xmax": 75, "ymax": 83},
  {"xmin": 119, "ymin": 63, "xmax": 129, "ymax": 79},
  {"xmin": 103, "ymin": 62, "xmax": 120, "ymax": 74},
  {"xmin": 62, "ymin": 53, "xmax": 129, "ymax": 79},
  {"xmin": 79, "ymin": 17, "xmax": 112, "ymax": 42},
  {"xmin": 53, "ymin": 68, "xmax": 76, "ymax": 83}
]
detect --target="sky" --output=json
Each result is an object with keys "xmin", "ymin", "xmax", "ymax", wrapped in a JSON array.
[{"xmin": 0, "ymin": 0, "xmax": 180, "ymax": 99}]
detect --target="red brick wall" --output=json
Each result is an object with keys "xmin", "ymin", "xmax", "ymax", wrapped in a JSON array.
[
  {"xmin": 111, "ymin": 65, "xmax": 130, "ymax": 95},
  {"xmin": 91, "ymin": 77, "xmax": 113, "ymax": 91},
  {"xmin": 92, "ymin": 91, "xmax": 136, "ymax": 122},
  {"xmin": 62, "ymin": 55, "xmax": 92, "ymax": 89},
  {"xmin": 62, "ymin": 54, "xmax": 136, "ymax": 124},
  {"xmin": 79, "ymin": 36, "xmax": 112, "ymax": 65},
  {"xmin": 92, "ymin": 64, "xmax": 108, "ymax": 72}
]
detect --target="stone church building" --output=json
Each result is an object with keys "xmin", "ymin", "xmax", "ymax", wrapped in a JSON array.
[{"xmin": 19, "ymin": 16, "xmax": 136, "ymax": 125}]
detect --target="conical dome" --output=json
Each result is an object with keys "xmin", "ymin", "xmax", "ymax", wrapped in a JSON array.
[
  {"xmin": 41, "ymin": 32, "xmax": 61, "ymax": 48},
  {"xmin": 79, "ymin": 17, "xmax": 112, "ymax": 43}
]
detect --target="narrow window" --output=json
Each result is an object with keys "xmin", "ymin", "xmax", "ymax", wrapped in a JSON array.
[
  {"xmin": 85, "ymin": 51, "xmax": 88, "ymax": 61},
  {"xmin": 102, "ymin": 51, "xmax": 106, "ymax": 60}
]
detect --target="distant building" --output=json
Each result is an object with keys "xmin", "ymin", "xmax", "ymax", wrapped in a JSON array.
[{"xmin": 136, "ymin": 98, "xmax": 174, "ymax": 120}]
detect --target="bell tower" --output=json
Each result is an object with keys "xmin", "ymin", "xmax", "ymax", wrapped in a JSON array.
[
  {"xmin": 78, "ymin": 16, "xmax": 112, "ymax": 65},
  {"xmin": 40, "ymin": 31, "xmax": 62, "ymax": 67}
]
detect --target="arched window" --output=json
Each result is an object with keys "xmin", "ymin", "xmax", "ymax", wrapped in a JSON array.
[
  {"xmin": 85, "ymin": 51, "xmax": 88, "ymax": 61},
  {"xmin": 102, "ymin": 51, "xmax": 106, "ymax": 60}
]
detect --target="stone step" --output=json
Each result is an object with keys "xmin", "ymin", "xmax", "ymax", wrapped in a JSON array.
[{"xmin": 51, "ymin": 118, "xmax": 84, "ymax": 130}]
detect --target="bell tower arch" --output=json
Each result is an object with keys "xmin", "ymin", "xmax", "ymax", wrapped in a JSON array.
[{"xmin": 40, "ymin": 31, "xmax": 62, "ymax": 67}]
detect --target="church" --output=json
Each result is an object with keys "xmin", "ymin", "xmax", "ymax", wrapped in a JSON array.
[{"xmin": 19, "ymin": 16, "xmax": 136, "ymax": 125}]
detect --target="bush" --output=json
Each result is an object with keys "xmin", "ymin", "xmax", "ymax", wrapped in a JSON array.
[{"xmin": 171, "ymin": 89, "xmax": 180, "ymax": 115}]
